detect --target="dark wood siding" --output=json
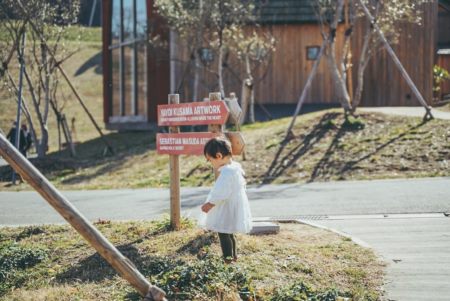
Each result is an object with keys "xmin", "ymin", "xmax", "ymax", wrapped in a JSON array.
[
  {"xmin": 172, "ymin": 3, "xmax": 437, "ymax": 107},
  {"xmin": 352, "ymin": 1, "xmax": 438, "ymax": 106},
  {"xmin": 147, "ymin": 0, "xmax": 170, "ymax": 122}
]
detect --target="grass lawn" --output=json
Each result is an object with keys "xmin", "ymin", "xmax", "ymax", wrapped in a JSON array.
[
  {"xmin": 0, "ymin": 219, "xmax": 384, "ymax": 300},
  {"xmin": 1, "ymin": 110, "xmax": 449, "ymax": 191},
  {"xmin": 1, "ymin": 25, "xmax": 449, "ymax": 190},
  {"xmin": 0, "ymin": 26, "xmax": 104, "ymax": 152}
]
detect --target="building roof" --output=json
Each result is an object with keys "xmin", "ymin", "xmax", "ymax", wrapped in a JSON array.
[
  {"xmin": 257, "ymin": 0, "xmax": 449, "ymax": 25},
  {"xmin": 257, "ymin": 0, "xmax": 317, "ymax": 24}
]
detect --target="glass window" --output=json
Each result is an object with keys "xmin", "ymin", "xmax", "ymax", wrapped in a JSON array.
[
  {"xmin": 136, "ymin": 0, "xmax": 147, "ymax": 39},
  {"xmin": 124, "ymin": 46, "xmax": 133, "ymax": 115},
  {"xmin": 123, "ymin": 0, "xmax": 134, "ymax": 42},
  {"xmin": 111, "ymin": 48, "xmax": 121, "ymax": 116},
  {"xmin": 137, "ymin": 43, "xmax": 147, "ymax": 114},
  {"xmin": 110, "ymin": 0, "xmax": 147, "ymax": 119},
  {"xmin": 307, "ymin": 46, "xmax": 320, "ymax": 61},
  {"xmin": 111, "ymin": 0, "xmax": 121, "ymax": 45}
]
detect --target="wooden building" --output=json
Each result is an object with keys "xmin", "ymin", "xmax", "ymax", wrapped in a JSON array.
[
  {"xmin": 102, "ymin": 0, "xmax": 169, "ymax": 130},
  {"xmin": 102, "ymin": 0, "xmax": 447, "ymax": 130}
]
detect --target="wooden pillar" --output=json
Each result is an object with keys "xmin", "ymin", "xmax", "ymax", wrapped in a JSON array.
[
  {"xmin": 102, "ymin": 0, "xmax": 112, "ymax": 123},
  {"xmin": 168, "ymin": 94, "xmax": 181, "ymax": 230},
  {"xmin": 0, "ymin": 134, "xmax": 166, "ymax": 300}
]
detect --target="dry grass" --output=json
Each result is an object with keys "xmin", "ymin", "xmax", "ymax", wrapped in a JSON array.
[
  {"xmin": 1, "ymin": 110, "xmax": 449, "ymax": 191},
  {"xmin": 0, "ymin": 221, "xmax": 384, "ymax": 300}
]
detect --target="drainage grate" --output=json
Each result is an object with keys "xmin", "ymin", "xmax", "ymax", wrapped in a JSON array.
[{"xmin": 270, "ymin": 215, "xmax": 328, "ymax": 221}]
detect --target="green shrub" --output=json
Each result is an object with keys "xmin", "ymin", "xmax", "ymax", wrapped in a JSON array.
[
  {"xmin": 270, "ymin": 281, "xmax": 343, "ymax": 301},
  {"xmin": 149, "ymin": 255, "xmax": 255, "ymax": 300},
  {"xmin": 0, "ymin": 242, "xmax": 48, "ymax": 295}
]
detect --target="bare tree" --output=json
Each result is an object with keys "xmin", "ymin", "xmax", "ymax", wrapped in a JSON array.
[
  {"xmin": 351, "ymin": 0, "xmax": 431, "ymax": 111},
  {"xmin": 156, "ymin": 0, "xmax": 258, "ymax": 100},
  {"xmin": 228, "ymin": 29, "xmax": 275, "ymax": 123},
  {"xmin": 0, "ymin": 0, "xmax": 80, "ymax": 157},
  {"xmin": 315, "ymin": 0, "xmax": 353, "ymax": 114},
  {"xmin": 314, "ymin": 0, "xmax": 431, "ymax": 114}
]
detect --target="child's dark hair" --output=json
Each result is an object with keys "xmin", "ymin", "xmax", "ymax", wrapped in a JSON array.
[{"xmin": 204, "ymin": 137, "xmax": 232, "ymax": 158}]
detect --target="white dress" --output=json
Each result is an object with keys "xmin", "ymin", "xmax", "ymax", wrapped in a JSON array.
[{"xmin": 202, "ymin": 161, "xmax": 252, "ymax": 234}]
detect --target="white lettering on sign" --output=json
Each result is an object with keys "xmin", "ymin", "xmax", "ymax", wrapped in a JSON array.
[
  {"xmin": 161, "ymin": 105, "xmax": 221, "ymax": 118},
  {"xmin": 160, "ymin": 137, "xmax": 182, "ymax": 145},
  {"xmin": 193, "ymin": 105, "xmax": 221, "ymax": 115}
]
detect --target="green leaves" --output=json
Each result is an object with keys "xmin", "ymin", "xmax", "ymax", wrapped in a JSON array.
[
  {"xmin": 0, "ymin": 242, "xmax": 48, "ymax": 295},
  {"xmin": 270, "ymin": 281, "xmax": 343, "ymax": 301},
  {"xmin": 149, "ymin": 254, "xmax": 255, "ymax": 300},
  {"xmin": 433, "ymin": 65, "xmax": 450, "ymax": 92}
]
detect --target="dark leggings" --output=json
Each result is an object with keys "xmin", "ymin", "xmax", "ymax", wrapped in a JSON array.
[{"xmin": 218, "ymin": 233, "xmax": 237, "ymax": 260}]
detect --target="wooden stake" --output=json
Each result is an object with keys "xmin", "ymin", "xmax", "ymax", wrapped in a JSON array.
[
  {"xmin": 357, "ymin": 0, "xmax": 433, "ymax": 120},
  {"xmin": 0, "ymin": 134, "xmax": 166, "ymax": 300},
  {"xmin": 168, "ymin": 94, "xmax": 181, "ymax": 231}
]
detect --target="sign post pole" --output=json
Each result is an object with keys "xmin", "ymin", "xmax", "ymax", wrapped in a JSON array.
[{"xmin": 168, "ymin": 94, "xmax": 181, "ymax": 230}]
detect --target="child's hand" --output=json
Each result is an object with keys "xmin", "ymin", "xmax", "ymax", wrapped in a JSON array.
[{"xmin": 201, "ymin": 202, "xmax": 215, "ymax": 213}]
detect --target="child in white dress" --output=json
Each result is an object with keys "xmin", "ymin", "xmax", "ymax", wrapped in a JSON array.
[{"xmin": 201, "ymin": 137, "xmax": 252, "ymax": 262}]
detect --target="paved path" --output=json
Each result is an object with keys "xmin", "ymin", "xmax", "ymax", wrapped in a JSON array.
[
  {"xmin": 360, "ymin": 106, "xmax": 450, "ymax": 120},
  {"xmin": 313, "ymin": 215, "xmax": 450, "ymax": 301},
  {"xmin": 1, "ymin": 177, "xmax": 449, "ymax": 225},
  {"xmin": 1, "ymin": 177, "xmax": 449, "ymax": 301}
]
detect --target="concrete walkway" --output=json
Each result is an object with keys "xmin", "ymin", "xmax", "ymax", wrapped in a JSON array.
[
  {"xmin": 1, "ymin": 178, "xmax": 449, "ymax": 300},
  {"xmin": 360, "ymin": 106, "xmax": 450, "ymax": 120},
  {"xmin": 308, "ymin": 214, "xmax": 450, "ymax": 301}
]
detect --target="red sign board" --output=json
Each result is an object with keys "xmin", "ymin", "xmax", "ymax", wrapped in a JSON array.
[
  {"xmin": 156, "ymin": 132, "xmax": 222, "ymax": 155},
  {"xmin": 157, "ymin": 101, "xmax": 229, "ymax": 126}
]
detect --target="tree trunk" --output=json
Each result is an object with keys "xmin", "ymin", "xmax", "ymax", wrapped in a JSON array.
[
  {"xmin": 23, "ymin": 67, "xmax": 48, "ymax": 157},
  {"xmin": 245, "ymin": 55, "xmax": 255, "ymax": 123},
  {"xmin": 192, "ymin": 0, "xmax": 203, "ymax": 102},
  {"xmin": 218, "ymin": 44, "xmax": 225, "ymax": 98},
  {"xmin": 6, "ymin": 70, "xmax": 38, "ymax": 156},
  {"xmin": 39, "ymin": 42, "xmax": 50, "ymax": 157},
  {"xmin": 326, "ymin": 0, "xmax": 352, "ymax": 113},
  {"xmin": 352, "ymin": 22, "xmax": 372, "ymax": 111}
]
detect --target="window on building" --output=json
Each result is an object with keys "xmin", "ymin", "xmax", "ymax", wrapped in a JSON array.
[
  {"xmin": 110, "ymin": 0, "xmax": 147, "ymax": 119},
  {"xmin": 306, "ymin": 46, "xmax": 320, "ymax": 61}
]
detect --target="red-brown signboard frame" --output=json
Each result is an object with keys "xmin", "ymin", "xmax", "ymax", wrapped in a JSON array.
[{"xmin": 157, "ymin": 101, "xmax": 229, "ymax": 126}]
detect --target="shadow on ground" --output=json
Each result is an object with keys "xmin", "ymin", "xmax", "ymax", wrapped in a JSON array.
[
  {"xmin": 263, "ymin": 112, "xmax": 340, "ymax": 184},
  {"xmin": 0, "ymin": 131, "xmax": 156, "ymax": 184},
  {"xmin": 262, "ymin": 112, "xmax": 431, "ymax": 184},
  {"xmin": 74, "ymin": 51, "xmax": 102, "ymax": 76}
]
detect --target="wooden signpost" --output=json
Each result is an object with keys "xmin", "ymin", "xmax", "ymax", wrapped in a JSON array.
[{"xmin": 157, "ymin": 92, "xmax": 245, "ymax": 230}]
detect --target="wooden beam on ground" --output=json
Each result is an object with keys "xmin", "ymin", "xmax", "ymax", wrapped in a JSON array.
[
  {"xmin": 0, "ymin": 134, "xmax": 166, "ymax": 301},
  {"xmin": 357, "ymin": 0, "xmax": 433, "ymax": 121}
]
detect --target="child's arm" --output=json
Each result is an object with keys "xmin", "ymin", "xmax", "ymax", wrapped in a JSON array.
[{"xmin": 204, "ymin": 169, "xmax": 233, "ymax": 210}]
